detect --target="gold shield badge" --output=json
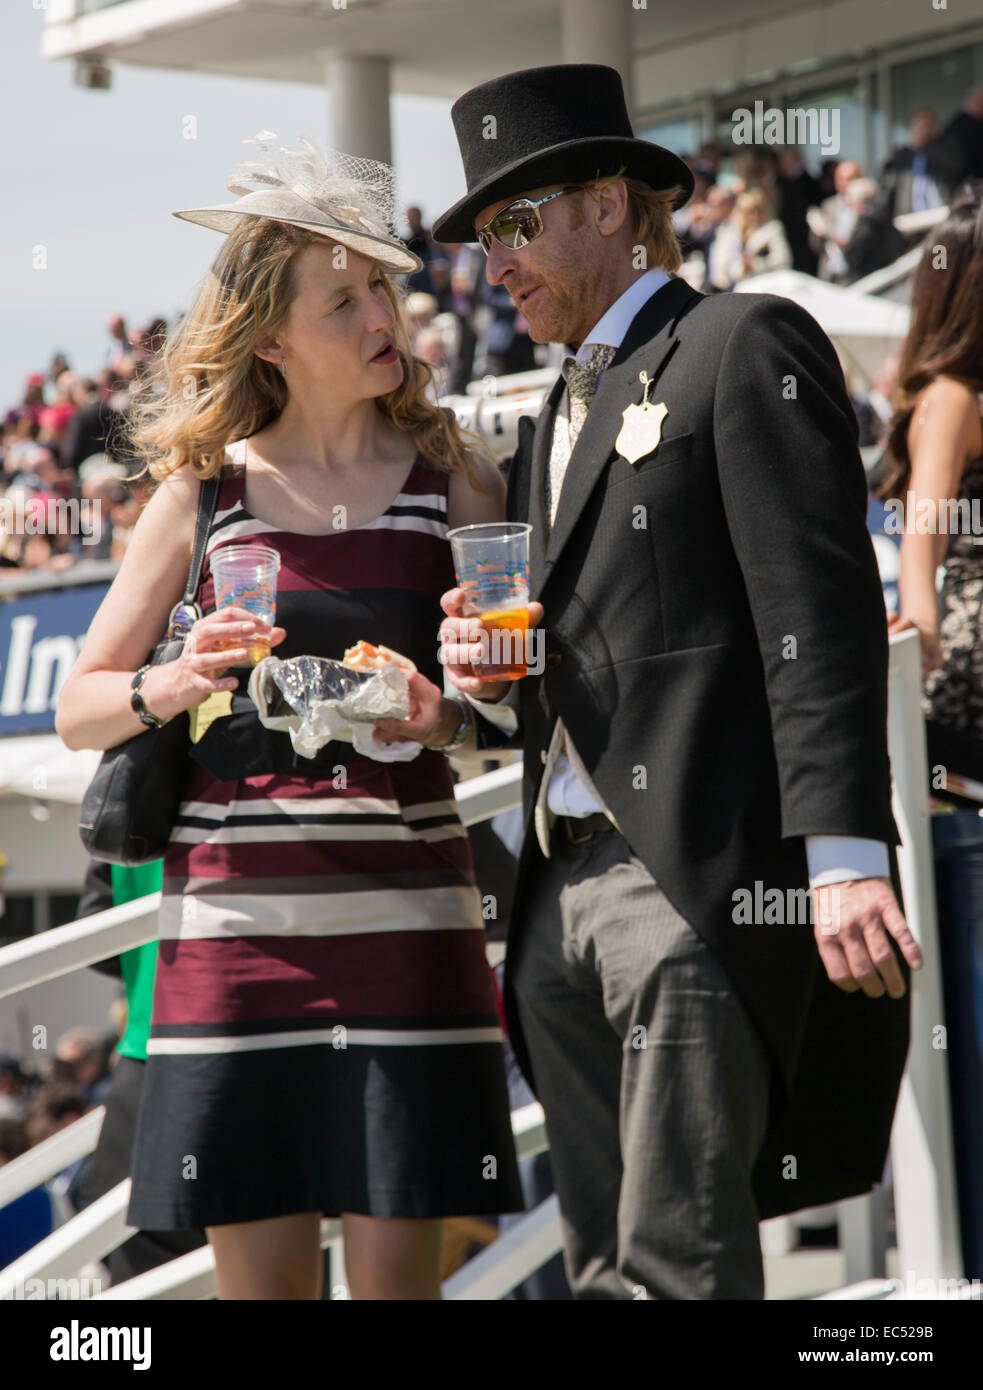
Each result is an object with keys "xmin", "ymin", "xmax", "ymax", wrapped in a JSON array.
[{"xmin": 615, "ymin": 370, "xmax": 668, "ymax": 466}]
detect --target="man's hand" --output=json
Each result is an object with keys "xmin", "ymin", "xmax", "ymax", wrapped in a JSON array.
[
  {"xmin": 438, "ymin": 587, "xmax": 544, "ymax": 698},
  {"xmin": 812, "ymin": 877, "xmax": 924, "ymax": 998}
]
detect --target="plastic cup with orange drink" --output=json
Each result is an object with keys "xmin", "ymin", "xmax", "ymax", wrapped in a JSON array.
[
  {"xmin": 210, "ymin": 544, "xmax": 281, "ymax": 666},
  {"xmin": 446, "ymin": 522, "xmax": 532, "ymax": 681}
]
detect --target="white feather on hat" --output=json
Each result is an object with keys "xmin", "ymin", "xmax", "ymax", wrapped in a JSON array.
[{"xmin": 172, "ymin": 131, "xmax": 422, "ymax": 275}]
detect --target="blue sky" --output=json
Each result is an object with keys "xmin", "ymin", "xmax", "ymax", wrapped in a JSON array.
[{"xmin": 2, "ymin": 4, "xmax": 467, "ymax": 413}]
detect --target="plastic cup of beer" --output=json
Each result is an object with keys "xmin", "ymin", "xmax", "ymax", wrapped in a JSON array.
[
  {"xmin": 210, "ymin": 543, "xmax": 281, "ymax": 666},
  {"xmin": 447, "ymin": 522, "xmax": 532, "ymax": 681}
]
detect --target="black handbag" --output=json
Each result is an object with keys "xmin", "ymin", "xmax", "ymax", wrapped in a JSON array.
[{"xmin": 78, "ymin": 473, "xmax": 222, "ymax": 865}]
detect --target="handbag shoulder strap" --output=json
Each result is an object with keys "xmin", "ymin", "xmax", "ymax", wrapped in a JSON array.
[{"xmin": 182, "ymin": 468, "xmax": 223, "ymax": 605}]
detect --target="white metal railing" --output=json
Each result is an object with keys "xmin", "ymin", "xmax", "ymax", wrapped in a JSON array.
[
  {"xmin": 884, "ymin": 629, "xmax": 963, "ymax": 1284},
  {"xmin": 0, "ymin": 633, "xmax": 968, "ymax": 1298}
]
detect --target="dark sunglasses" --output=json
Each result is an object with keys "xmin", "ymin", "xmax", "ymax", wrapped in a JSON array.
[{"xmin": 476, "ymin": 187, "xmax": 583, "ymax": 254}]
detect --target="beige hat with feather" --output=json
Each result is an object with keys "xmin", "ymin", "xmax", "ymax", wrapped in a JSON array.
[{"xmin": 172, "ymin": 131, "xmax": 422, "ymax": 275}]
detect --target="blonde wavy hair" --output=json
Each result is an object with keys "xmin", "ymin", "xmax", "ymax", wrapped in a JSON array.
[
  {"xmin": 577, "ymin": 168, "xmax": 685, "ymax": 273},
  {"xmin": 127, "ymin": 217, "xmax": 487, "ymax": 490}
]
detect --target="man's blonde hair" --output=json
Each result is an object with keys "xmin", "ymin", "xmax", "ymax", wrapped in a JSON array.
[{"xmin": 579, "ymin": 168, "xmax": 686, "ymax": 272}]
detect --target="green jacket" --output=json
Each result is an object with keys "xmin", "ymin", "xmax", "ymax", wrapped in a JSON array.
[{"xmin": 109, "ymin": 862, "xmax": 162, "ymax": 1062}]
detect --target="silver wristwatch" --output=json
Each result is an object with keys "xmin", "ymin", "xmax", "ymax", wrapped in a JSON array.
[{"xmin": 430, "ymin": 697, "xmax": 472, "ymax": 752}]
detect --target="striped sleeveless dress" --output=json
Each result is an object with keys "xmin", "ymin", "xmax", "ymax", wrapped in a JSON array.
[{"xmin": 125, "ymin": 440, "xmax": 523, "ymax": 1229}]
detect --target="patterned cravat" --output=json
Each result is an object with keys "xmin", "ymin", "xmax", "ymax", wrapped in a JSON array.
[{"xmin": 546, "ymin": 342, "xmax": 616, "ymax": 527}]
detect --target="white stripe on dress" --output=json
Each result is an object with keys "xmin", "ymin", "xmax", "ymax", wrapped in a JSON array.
[
  {"xmin": 168, "ymin": 821, "xmax": 467, "ymax": 845},
  {"xmin": 157, "ymin": 883, "xmax": 484, "ymax": 939},
  {"xmin": 177, "ymin": 795, "xmax": 402, "ymax": 819},
  {"xmin": 147, "ymin": 1025, "xmax": 504, "ymax": 1055}
]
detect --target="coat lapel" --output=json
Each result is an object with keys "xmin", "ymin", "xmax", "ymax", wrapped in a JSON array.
[{"xmin": 538, "ymin": 275, "xmax": 702, "ymax": 589}]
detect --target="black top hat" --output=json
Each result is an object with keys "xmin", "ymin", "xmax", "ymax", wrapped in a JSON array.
[{"xmin": 431, "ymin": 64, "xmax": 694, "ymax": 244}]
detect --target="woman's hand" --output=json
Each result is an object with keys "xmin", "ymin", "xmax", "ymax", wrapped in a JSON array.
[
  {"xmin": 140, "ymin": 606, "xmax": 286, "ymax": 722},
  {"xmin": 887, "ymin": 610, "xmax": 943, "ymax": 673},
  {"xmin": 372, "ymin": 671, "xmax": 463, "ymax": 748}
]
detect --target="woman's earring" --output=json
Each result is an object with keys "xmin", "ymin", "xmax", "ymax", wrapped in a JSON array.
[{"xmin": 280, "ymin": 359, "xmax": 287, "ymax": 379}]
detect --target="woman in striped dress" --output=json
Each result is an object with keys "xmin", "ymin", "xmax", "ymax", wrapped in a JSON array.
[{"xmin": 55, "ymin": 138, "xmax": 523, "ymax": 1298}]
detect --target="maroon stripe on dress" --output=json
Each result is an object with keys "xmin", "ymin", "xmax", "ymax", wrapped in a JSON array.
[
  {"xmin": 180, "ymin": 763, "xmax": 400, "ymax": 806},
  {"xmin": 162, "ymin": 834, "xmax": 475, "ymax": 883},
  {"xmin": 199, "ymin": 532, "xmax": 455, "ymax": 602},
  {"xmin": 152, "ymin": 931, "xmax": 495, "ymax": 1024}
]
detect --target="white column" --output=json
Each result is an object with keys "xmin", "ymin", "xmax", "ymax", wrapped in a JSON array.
[
  {"xmin": 327, "ymin": 55, "xmax": 392, "ymax": 164},
  {"xmin": 562, "ymin": 0, "xmax": 633, "ymax": 110}
]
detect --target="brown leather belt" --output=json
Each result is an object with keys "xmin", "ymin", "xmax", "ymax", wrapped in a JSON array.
[{"xmin": 555, "ymin": 811, "xmax": 618, "ymax": 845}]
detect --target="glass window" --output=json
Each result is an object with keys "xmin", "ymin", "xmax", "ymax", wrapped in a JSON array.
[
  {"xmin": 636, "ymin": 117, "xmax": 704, "ymax": 160},
  {"xmin": 778, "ymin": 77, "xmax": 867, "ymax": 174},
  {"xmin": 889, "ymin": 43, "xmax": 983, "ymax": 152}
]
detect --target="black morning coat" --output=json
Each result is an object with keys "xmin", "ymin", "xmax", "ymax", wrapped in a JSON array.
[{"xmin": 473, "ymin": 274, "xmax": 910, "ymax": 1220}]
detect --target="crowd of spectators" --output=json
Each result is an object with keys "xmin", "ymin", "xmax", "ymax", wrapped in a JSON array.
[
  {"xmin": 672, "ymin": 88, "xmax": 983, "ymax": 292},
  {"xmin": 0, "ymin": 315, "xmax": 161, "ymax": 577},
  {"xmin": 0, "ymin": 1025, "xmax": 120, "ymax": 1267}
]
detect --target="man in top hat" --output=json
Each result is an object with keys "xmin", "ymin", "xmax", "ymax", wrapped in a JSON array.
[{"xmin": 432, "ymin": 65, "xmax": 923, "ymax": 1300}]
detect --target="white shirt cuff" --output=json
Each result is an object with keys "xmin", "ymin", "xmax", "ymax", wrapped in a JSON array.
[
  {"xmin": 463, "ymin": 685, "xmax": 519, "ymax": 735},
  {"xmin": 805, "ymin": 835, "xmax": 890, "ymax": 888}
]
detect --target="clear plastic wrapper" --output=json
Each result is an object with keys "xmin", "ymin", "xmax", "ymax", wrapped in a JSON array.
[{"xmin": 247, "ymin": 654, "xmax": 422, "ymax": 761}]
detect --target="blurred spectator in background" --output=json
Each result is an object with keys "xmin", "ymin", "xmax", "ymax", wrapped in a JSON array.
[
  {"xmin": 37, "ymin": 370, "xmax": 79, "ymax": 451},
  {"xmin": 48, "ymin": 351, "xmax": 71, "ymax": 383},
  {"xmin": 696, "ymin": 141, "xmax": 724, "ymax": 180},
  {"xmin": 448, "ymin": 243, "xmax": 484, "ymax": 393},
  {"xmin": 855, "ymin": 353, "xmax": 900, "ymax": 449},
  {"xmin": 403, "ymin": 204, "xmax": 429, "ymax": 264},
  {"xmin": 479, "ymin": 278, "xmax": 536, "ymax": 377},
  {"xmin": 699, "ymin": 186, "xmax": 740, "ymax": 291},
  {"xmin": 807, "ymin": 159, "xmax": 863, "ymax": 281},
  {"xmin": 842, "ymin": 177, "xmax": 908, "ymax": 282},
  {"xmin": 939, "ymin": 88, "xmax": 983, "ymax": 183},
  {"xmin": 0, "ymin": 1119, "xmax": 54, "ymax": 1267},
  {"xmin": 0, "ymin": 1055, "xmax": 30, "ymax": 1122},
  {"xmin": 25, "ymin": 1083, "xmax": 86, "ymax": 1148},
  {"xmin": 406, "ymin": 291, "xmax": 439, "ymax": 346},
  {"xmin": 673, "ymin": 159, "xmax": 715, "ymax": 256},
  {"xmin": 61, "ymin": 368, "xmax": 131, "ymax": 476},
  {"xmin": 775, "ymin": 146, "xmax": 824, "ymax": 274},
  {"xmin": 818, "ymin": 157, "xmax": 840, "ymax": 199},
  {"xmin": 24, "ymin": 1083, "xmax": 90, "ymax": 1218},
  {"xmin": 882, "ymin": 109, "xmax": 958, "ymax": 217},
  {"xmin": 415, "ymin": 325, "xmax": 450, "ymax": 398},
  {"xmin": 2, "ymin": 411, "xmax": 43, "ymax": 477},
  {"xmin": 727, "ymin": 188, "xmax": 792, "ymax": 284},
  {"xmin": 105, "ymin": 313, "xmax": 130, "ymax": 372},
  {"xmin": 52, "ymin": 1027, "xmax": 114, "ymax": 1108},
  {"xmin": 19, "ymin": 374, "xmax": 47, "ymax": 426},
  {"xmin": 404, "ymin": 205, "xmax": 437, "ymax": 295}
]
